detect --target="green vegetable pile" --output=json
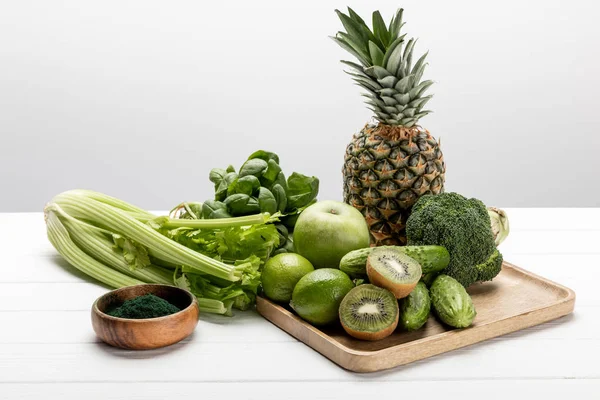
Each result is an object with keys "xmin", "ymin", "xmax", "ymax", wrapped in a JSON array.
[
  {"xmin": 45, "ymin": 189, "xmax": 279, "ymax": 315},
  {"xmin": 200, "ymin": 150, "xmax": 319, "ymax": 253},
  {"xmin": 336, "ymin": 244, "xmax": 476, "ymax": 331},
  {"xmin": 406, "ymin": 192, "xmax": 504, "ymax": 287},
  {"xmin": 44, "ymin": 150, "xmax": 319, "ymax": 316}
]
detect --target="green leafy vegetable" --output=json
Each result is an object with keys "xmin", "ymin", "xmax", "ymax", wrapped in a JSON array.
[
  {"xmin": 44, "ymin": 190, "xmax": 279, "ymax": 315},
  {"xmin": 112, "ymin": 234, "xmax": 151, "ymax": 271},
  {"xmin": 261, "ymin": 159, "xmax": 282, "ymax": 186},
  {"xmin": 204, "ymin": 150, "xmax": 319, "ymax": 219},
  {"xmin": 272, "ymin": 171, "xmax": 288, "ymax": 191},
  {"xmin": 239, "ymin": 159, "xmax": 268, "ymax": 179},
  {"xmin": 258, "ymin": 187, "xmax": 278, "ymax": 214},
  {"xmin": 202, "ymin": 200, "xmax": 231, "ymax": 219},
  {"xmin": 224, "ymin": 194, "xmax": 260, "ymax": 216},
  {"xmin": 280, "ymin": 212, "xmax": 299, "ymax": 230},
  {"xmin": 247, "ymin": 150, "xmax": 280, "ymax": 164},
  {"xmin": 274, "ymin": 223, "xmax": 289, "ymax": 245},
  {"xmin": 271, "ymin": 183, "xmax": 288, "ymax": 213},
  {"xmin": 210, "ymin": 169, "xmax": 238, "ymax": 201},
  {"xmin": 286, "ymin": 172, "xmax": 319, "ymax": 210},
  {"xmin": 202, "ymin": 150, "xmax": 319, "ymax": 257},
  {"xmin": 227, "ymin": 175, "xmax": 261, "ymax": 197},
  {"xmin": 160, "ymin": 221, "xmax": 279, "ymax": 265}
]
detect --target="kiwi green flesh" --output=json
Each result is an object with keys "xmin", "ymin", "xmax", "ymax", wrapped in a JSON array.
[
  {"xmin": 369, "ymin": 249, "xmax": 421, "ymax": 283},
  {"xmin": 339, "ymin": 284, "xmax": 398, "ymax": 333}
]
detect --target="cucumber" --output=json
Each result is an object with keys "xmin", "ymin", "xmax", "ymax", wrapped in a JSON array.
[
  {"xmin": 420, "ymin": 272, "xmax": 439, "ymax": 288},
  {"xmin": 339, "ymin": 245, "xmax": 450, "ymax": 278},
  {"xmin": 339, "ymin": 248, "xmax": 373, "ymax": 277},
  {"xmin": 430, "ymin": 274, "xmax": 476, "ymax": 328},
  {"xmin": 398, "ymin": 281, "xmax": 431, "ymax": 331}
]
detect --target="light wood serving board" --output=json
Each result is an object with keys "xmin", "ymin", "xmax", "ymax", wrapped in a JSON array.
[{"xmin": 256, "ymin": 262, "xmax": 576, "ymax": 373}]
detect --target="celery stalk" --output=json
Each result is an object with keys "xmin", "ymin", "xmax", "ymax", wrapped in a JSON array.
[
  {"xmin": 156, "ymin": 213, "xmax": 269, "ymax": 229},
  {"xmin": 46, "ymin": 208, "xmax": 231, "ymax": 315},
  {"xmin": 46, "ymin": 212, "xmax": 143, "ymax": 288},
  {"xmin": 52, "ymin": 190, "xmax": 241, "ymax": 281},
  {"xmin": 67, "ymin": 189, "xmax": 157, "ymax": 221},
  {"xmin": 48, "ymin": 203, "xmax": 173, "ymax": 285},
  {"xmin": 197, "ymin": 298, "xmax": 230, "ymax": 315}
]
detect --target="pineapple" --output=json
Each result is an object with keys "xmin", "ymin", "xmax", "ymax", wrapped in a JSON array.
[{"xmin": 333, "ymin": 8, "xmax": 445, "ymax": 245}]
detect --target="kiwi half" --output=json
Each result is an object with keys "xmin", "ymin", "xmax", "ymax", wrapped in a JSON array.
[
  {"xmin": 366, "ymin": 248, "xmax": 422, "ymax": 299},
  {"xmin": 339, "ymin": 284, "xmax": 399, "ymax": 341}
]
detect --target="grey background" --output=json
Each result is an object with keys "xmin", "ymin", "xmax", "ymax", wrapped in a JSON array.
[{"xmin": 1, "ymin": 0, "xmax": 599, "ymax": 212}]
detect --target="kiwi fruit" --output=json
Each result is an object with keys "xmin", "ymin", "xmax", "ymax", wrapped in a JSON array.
[
  {"xmin": 366, "ymin": 248, "xmax": 422, "ymax": 299},
  {"xmin": 339, "ymin": 284, "xmax": 399, "ymax": 341}
]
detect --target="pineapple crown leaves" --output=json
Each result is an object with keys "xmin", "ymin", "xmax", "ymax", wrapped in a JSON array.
[{"xmin": 331, "ymin": 8, "xmax": 433, "ymax": 127}]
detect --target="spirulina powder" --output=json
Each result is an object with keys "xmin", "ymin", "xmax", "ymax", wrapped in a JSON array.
[{"xmin": 107, "ymin": 294, "xmax": 180, "ymax": 319}]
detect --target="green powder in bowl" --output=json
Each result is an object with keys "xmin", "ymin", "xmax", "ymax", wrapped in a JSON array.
[{"xmin": 107, "ymin": 294, "xmax": 180, "ymax": 319}]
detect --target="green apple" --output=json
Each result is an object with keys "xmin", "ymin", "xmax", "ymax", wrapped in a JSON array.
[{"xmin": 294, "ymin": 200, "xmax": 370, "ymax": 269}]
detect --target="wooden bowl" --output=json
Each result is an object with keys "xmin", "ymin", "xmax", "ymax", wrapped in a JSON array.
[{"xmin": 92, "ymin": 284, "xmax": 199, "ymax": 350}]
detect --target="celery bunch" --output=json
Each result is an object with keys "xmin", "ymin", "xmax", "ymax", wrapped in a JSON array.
[{"xmin": 45, "ymin": 190, "xmax": 280, "ymax": 315}]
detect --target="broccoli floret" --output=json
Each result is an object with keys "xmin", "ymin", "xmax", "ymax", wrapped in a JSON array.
[
  {"xmin": 406, "ymin": 192, "xmax": 502, "ymax": 287},
  {"xmin": 475, "ymin": 249, "xmax": 503, "ymax": 283}
]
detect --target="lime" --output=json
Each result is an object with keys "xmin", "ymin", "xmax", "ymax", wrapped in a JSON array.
[
  {"xmin": 290, "ymin": 268, "xmax": 354, "ymax": 325},
  {"xmin": 261, "ymin": 253, "xmax": 315, "ymax": 303}
]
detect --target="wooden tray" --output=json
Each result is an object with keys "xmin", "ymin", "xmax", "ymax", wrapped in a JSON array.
[{"xmin": 256, "ymin": 262, "xmax": 576, "ymax": 373}]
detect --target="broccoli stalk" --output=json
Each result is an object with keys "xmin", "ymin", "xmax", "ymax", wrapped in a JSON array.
[{"xmin": 406, "ymin": 192, "xmax": 503, "ymax": 287}]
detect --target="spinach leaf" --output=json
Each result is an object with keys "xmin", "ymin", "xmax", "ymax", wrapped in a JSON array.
[
  {"xmin": 280, "ymin": 213, "xmax": 299, "ymax": 230},
  {"xmin": 202, "ymin": 200, "xmax": 232, "ymax": 219},
  {"xmin": 283, "ymin": 236, "xmax": 295, "ymax": 252},
  {"xmin": 227, "ymin": 175, "xmax": 261, "ymax": 197},
  {"xmin": 270, "ymin": 171, "xmax": 288, "ymax": 192},
  {"xmin": 209, "ymin": 168, "xmax": 227, "ymax": 194},
  {"xmin": 239, "ymin": 159, "xmax": 268, "ymax": 179},
  {"xmin": 274, "ymin": 223, "xmax": 288, "ymax": 247},
  {"xmin": 210, "ymin": 169, "xmax": 238, "ymax": 201},
  {"xmin": 286, "ymin": 172, "xmax": 319, "ymax": 210},
  {"xmin": 271, "ymin": 183, "xmax": 288, "ymax": 213},
  {"xmin": 257, "ymin": 187, "xmax": 277, "ymax": 214},
  {"xmin": 260, "ymin": 159, "xmax": 282, "ymax": 186},
  {"xmin": 247, "ymin": 150, "xmax": 280, "ymax": 164},
  {"xmin": 224, "ymin": 194, "xmax": 260, "ymax": 216}
]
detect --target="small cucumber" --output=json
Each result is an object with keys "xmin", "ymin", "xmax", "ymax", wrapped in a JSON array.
[
  {"xmin": 430, "ymin": 275, "xmax": 476, "ymax": 328},
  {"xmin": 339, "ymin": 245, "xmax": 450, "ymax": 278},
  {"xmin": 339, "ymin": 248, "xmax": 373, "ymax": 277},
  {"xmin": 399, "ymin": 281, "xmax": 431, "ymax": 331},
  {"xmin": 420, "ymin": 272, "xmax": 439, "ymax": 288}
]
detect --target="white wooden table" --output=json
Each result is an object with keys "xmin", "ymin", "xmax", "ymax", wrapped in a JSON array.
[{"xmin": 1, "ymin": 209, "xmax": 598, "ymax": 399}]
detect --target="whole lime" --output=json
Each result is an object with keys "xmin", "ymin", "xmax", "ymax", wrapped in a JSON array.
[
  {"xmin": 290, "ymin": 268, "xmax": 354, "ymax": 325},
  {"xmin": 261, "ymin": 253, "xmax": 314, "ymax": 303}
]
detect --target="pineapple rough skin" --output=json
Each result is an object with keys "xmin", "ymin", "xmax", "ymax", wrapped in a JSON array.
[{"xmin": 406, "ymin": 192, "xmax": 503, "ymax": 287}]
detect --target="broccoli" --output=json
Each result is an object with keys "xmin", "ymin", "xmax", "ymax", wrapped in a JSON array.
[{"xmin": 406, "ymin": 192, "xmax": 503, "ymax": 287}]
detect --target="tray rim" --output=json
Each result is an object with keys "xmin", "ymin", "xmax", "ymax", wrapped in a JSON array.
[{"xmin": 256, "ymin": 262, "xmax": 576, "ymax": 371}]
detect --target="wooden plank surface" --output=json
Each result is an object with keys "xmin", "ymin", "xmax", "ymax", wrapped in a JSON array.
[
  {"xmin": 3, "ymin": 380, "xmax": 599, "ymax": 400},
  {"xmin": 0, "ymin": 210, "xmax": 598, "ymax": 398}
]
